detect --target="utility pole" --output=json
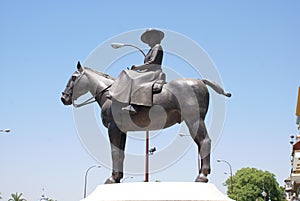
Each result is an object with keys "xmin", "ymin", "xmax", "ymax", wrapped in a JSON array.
[{"xmin": 145, "ymin": 130, "xmax": 149, "ymax": 182}]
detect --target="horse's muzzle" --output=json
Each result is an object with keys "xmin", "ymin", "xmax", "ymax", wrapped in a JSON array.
[{"xmin": 61, "ymin": 94, "xmax": 72, "ymax": 105}]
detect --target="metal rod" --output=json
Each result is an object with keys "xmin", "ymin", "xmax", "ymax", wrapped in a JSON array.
[
  {"xmin": 217, "ymin": 159, "xmax": 233, "ymax": 194},
  {"xmin": 84, "ymin": 165, "xmax": 101, "ymax": 198},
  {"xmin": 125, "ymin": 44, "xmax": 147, "ymax": 58},
  {"xmin": 145, "ymin": 130, "xmax": 149, "ymax": 182}
]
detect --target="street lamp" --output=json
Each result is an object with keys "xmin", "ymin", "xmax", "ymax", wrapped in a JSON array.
[
  {"xmin": 145, "ymin": 130, "xmax": 149, "ymax": 182},
  {"xmin": 217, "ymin": 159, "xmax": 233, "ymax": 194},
  {"xmin": 111, "ymin": 42, "xmax": 146, "ymax": 57},
  {"xmin": 0, "ymin": 128, "xmax": 11, "ymax": 133},
  {"xmin": 145, "ymin": 132, "xmax": 157, "ymax": 182},
  {"xmin": 83, "ymin": 165, "xmax": 101, "ymax": 198}
]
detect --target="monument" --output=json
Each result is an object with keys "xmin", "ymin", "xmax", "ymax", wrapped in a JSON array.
[{"xmin": 61, "ymin": 29, "xmax": 233, "ymax": 200}]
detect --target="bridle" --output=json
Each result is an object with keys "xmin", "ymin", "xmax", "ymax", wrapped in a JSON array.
[{"xmin": 71, "ymin": 71, "xmax": 111, "ymax": 108}]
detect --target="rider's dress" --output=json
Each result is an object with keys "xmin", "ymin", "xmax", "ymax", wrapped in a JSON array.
[{"xmin": 109, "ymin": 44, "xmax": 165, "ymax": 107}]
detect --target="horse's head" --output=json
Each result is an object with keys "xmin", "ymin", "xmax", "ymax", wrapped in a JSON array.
[{"xmin": 61, "ymin": 62, "xmax": 89, "ymax": 105}]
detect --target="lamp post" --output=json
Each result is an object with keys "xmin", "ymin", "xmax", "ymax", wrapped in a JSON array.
[
  {"xmin": 83, "ymin": 165, "xmax": 101, "ymax": 198},
  {"xmin": 217, "ymin": 159, "xmax": 233, "ymax": 194},
  {"xmin": 0, "ymin": 128, "xmax": 11, "ymax": 133},
  {"xmin": 111, "ymin": 43, "xmax": 146, "ymax": 57},
  {"xmin": 145, "ymin": 130, "xmax": 149, "ymax": 182},
  {"xmin": 145, "ymin": 132, "xmax": 157, "ymax": 182}
]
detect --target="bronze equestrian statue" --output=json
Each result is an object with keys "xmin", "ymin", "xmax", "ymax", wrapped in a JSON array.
[
  {"xmin": 61, "ymin": 29, "xmax": 231, "ymax": 184},
  {"xmin": 61, "ymin": 62, "xmax": 231, "ymax": 184}
]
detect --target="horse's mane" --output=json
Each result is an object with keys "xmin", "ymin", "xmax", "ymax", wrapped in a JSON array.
[{"xmin": 84, "ymin": 67, "xmax": 115, "ymax": 80}]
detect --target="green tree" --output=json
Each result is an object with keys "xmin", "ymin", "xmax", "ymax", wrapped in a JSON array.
[
  {"xmin": 0, "ymin": 192, "xmax": 2, "ymax": 199},
  {"xmin": 225, "ymin": 167, "xmax": 284, "ymax": 201},
  {"xmin": 8, "ymin": 192, "xmax": 27, "ymax": 201}
]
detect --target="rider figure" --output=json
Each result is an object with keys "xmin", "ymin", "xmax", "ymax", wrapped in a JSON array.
[{"xmin": 109, "ymin": 29, "xmax": 165, "ymax": 113}]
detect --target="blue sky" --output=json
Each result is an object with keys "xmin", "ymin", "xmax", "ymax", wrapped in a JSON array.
[{"xmin": 1, "ymin": 1, "xmax": 299, "ymax": 200}]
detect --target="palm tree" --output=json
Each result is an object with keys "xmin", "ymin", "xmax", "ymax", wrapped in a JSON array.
[{"xmin": 8, "ymin": 192, "xmax": 27, "ymax": 201}]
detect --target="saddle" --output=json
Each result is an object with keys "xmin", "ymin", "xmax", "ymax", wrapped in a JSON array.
[
  {"xmin": 108, "ymin": 69, "xmax": 166, "ymax": 107},
  {"xmin": 130, "ymin": 79, "xmax": 165, "ymax": 107}
]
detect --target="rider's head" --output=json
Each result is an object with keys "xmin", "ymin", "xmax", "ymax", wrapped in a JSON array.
[{"xmin": 141, "ymin": 29, "xmax": 164, "ymax": 47}]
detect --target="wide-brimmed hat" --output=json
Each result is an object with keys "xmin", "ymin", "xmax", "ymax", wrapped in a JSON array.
[{"xmin": 141, "ymin": 29, "xmax": 164, "ymax": 44}]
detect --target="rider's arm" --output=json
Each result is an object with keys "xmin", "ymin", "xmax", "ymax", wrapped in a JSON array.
[
  {"xmin": 131, "ymin": 44, "xmax": 162, "ymax": 71},
  {"xmin": 143, "ymin": 45, "xmax": 160, "ymax": 65},
  {"xmin": 136, "ymin": 44, "xmax": 161, "ymax": 71}
]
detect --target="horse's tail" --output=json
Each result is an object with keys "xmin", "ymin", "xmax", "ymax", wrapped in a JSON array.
[{"xmin": 202, "ymin": 79, "xmax": 231, "ymax": 97}]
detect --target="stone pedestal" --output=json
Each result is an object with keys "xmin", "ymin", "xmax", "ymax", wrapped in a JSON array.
[{"xmin": 81, "ymin": 182, "xmax": 234, "ymax": 201}]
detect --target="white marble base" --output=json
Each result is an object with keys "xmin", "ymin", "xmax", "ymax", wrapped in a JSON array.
[{"xmin": 81, "ymin": 182, "xmax": 234, "ymax": 201}]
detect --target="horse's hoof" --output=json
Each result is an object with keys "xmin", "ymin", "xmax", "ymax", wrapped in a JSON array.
[
  {"xmin": 195, "ymin": 174, "xmax": 208, "ymax": 183},
  {"xmin": 104, "ymin": 176, "xmax": 117, "ymax": 184}
]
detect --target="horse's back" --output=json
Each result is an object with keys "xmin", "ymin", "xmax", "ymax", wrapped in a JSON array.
[
  {"xmin": 156, "ymin": 78, "xmax": 209, "ymax": 105},
  {"xmin": 155, "ymin": 78, "xmax": 209, "ymax": 119}
]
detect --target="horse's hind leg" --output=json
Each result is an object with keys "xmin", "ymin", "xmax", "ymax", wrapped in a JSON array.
[
  {"xmin": 105, "ymin": 121, "xmax": 127, "ymax": 184},
  {"xmin": 185, "ymin": 118, "xmax": 211, "ymax": 182}
]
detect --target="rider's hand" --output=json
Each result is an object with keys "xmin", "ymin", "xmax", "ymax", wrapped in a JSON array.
[{"xmin": 131, "ymin": 65, "xmax": 138, "ymax": 70}]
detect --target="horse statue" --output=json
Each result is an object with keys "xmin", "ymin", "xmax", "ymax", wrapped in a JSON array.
[{"xmin": 61, "ymin": 62, "xmax": 231, "ymax": 184}]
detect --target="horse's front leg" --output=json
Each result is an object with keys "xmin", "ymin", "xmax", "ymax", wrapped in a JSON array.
[{"xmin": 105, "ymin": 122, "xmax": 127, "ymax": 184}]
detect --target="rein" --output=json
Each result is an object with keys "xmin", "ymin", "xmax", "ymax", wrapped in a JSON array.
[
  {"xmin": 72, "ymin": 71, "xmax": 112, "ymax": 108},
  {"xmin": 73, "ymin": 84, "xmax": 111, "ymax": 108}
]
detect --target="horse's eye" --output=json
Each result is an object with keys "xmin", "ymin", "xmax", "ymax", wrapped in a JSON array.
[{"xmin": 72, "ymin": 75, "xmax": 77, "ymax": 80}]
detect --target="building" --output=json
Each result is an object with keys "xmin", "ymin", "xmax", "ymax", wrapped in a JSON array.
[{"xmin": 285, "ymin": 87, "xmax": 300, "ymax": 200}]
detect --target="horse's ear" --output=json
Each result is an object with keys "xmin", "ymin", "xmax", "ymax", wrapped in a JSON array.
[{"xmin": 77, "ymin": 61, "xmax": 83, "ymax": 72}]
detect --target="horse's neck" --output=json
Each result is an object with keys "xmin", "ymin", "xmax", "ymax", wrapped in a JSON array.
[{"xmin": 84, "ymin": 69, "xmax": 114, "ymax": 106}]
